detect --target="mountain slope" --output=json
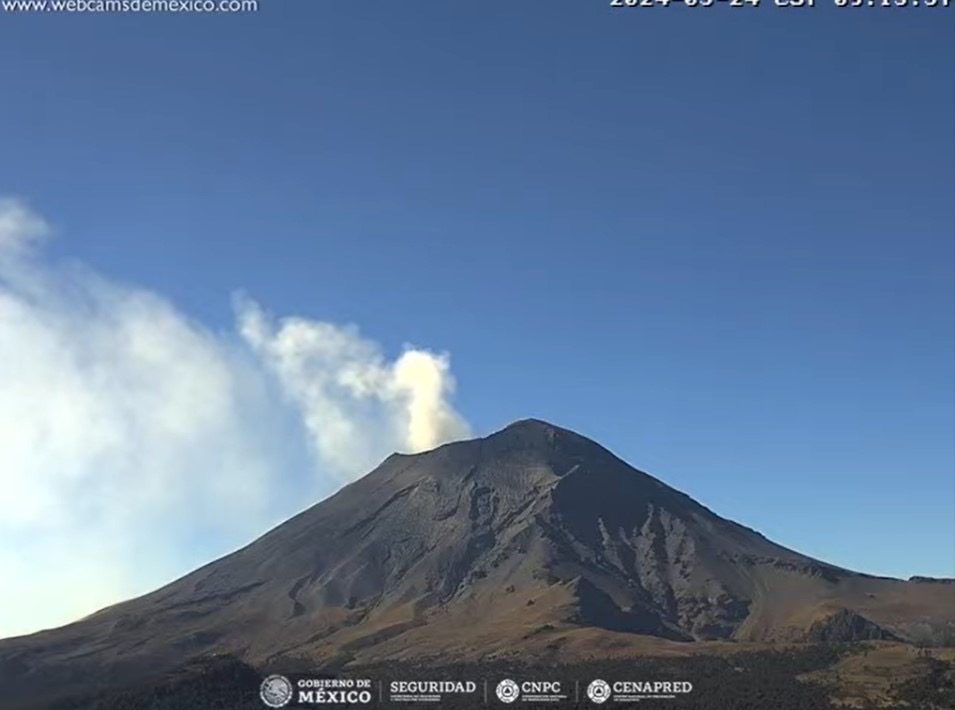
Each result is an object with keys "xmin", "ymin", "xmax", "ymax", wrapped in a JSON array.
[{"xmin": 1, "ymin": 419, "xmax": 952, "ymax": 707}]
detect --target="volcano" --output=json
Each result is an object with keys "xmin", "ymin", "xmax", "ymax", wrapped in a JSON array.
[{"xmin": 1, "ymin": 419, "xmax": 952, "ymax": 707}]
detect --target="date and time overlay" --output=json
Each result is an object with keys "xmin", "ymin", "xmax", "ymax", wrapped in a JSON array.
[{"xmin": 610, "ymin": 0, "xmax": 949, "ymax": 8}]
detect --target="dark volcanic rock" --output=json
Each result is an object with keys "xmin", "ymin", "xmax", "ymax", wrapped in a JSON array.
[
  {"xmin": 909, "ymin": 576, "xmax": 955, "ymax": 584},
  {"xmin": 806, "ymin": 609, "xmax": 900, "ymax": 643}
]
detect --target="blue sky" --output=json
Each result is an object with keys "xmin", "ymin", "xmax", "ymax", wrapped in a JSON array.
[{"xmin": 0, "ymin": 2, "xmax": 952, "ymax": 635}]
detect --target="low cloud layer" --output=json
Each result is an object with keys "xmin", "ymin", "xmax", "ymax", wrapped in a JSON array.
[{"xmin": 0, "ymin": 198, "xmax": 470, "ymax": 639}]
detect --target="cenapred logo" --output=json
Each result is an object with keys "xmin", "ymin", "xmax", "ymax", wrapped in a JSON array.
[
  {"xmin": 586, "ymin": 678, "xmax": 693, "ymax": 704},
  {"xmin": 259, "ymin": 674, "xmax": 293, "ymax": 708},
  {"xmin": 496, "ymin": 678, "xmax": 520, "ymax": 703},
  {"xmin": 587, "ymin": 678, "xmax": 611, "ymax": 704}
]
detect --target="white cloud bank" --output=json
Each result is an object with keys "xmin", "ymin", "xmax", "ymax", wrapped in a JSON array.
[{"xmin": 0, "ymin": 198, "xmax": 470, "ymax": 639}]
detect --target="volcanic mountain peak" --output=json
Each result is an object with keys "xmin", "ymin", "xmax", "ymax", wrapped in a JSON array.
[
  {"xmin": 389, "ymin": 417, "xmax": 571, "ymax": 465},
  {"xmin": 500, "ymin": 416, "xmax": 561, "ymax": 431},
  {"xmin": 444, "ymin": 417, "xmax": 590, "ymax": 458},
  {"xmin": 1, "ymin": 421, "xmax": 953, "ymax": 709},
  {"xmin": 493, "ymin": 417, "xmax": 590, "ymax": 443}
]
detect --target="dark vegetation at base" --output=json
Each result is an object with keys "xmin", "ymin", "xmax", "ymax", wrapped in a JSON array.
[
  {"xmin": 35, "ymin": 645, "xmax": 955, "ymax": 710},
  {"xmin": 886, "ymin": 655, "xmax": 955, "ymax": 710},
  {"xmin": 44, "ymin": 656, "xmax": 265, "ymax": 710}
]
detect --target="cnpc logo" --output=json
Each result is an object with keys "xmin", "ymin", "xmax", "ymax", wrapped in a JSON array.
[{"xmin": 495, "ymin": 679, "xmax": 563, "ymax": 703}]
